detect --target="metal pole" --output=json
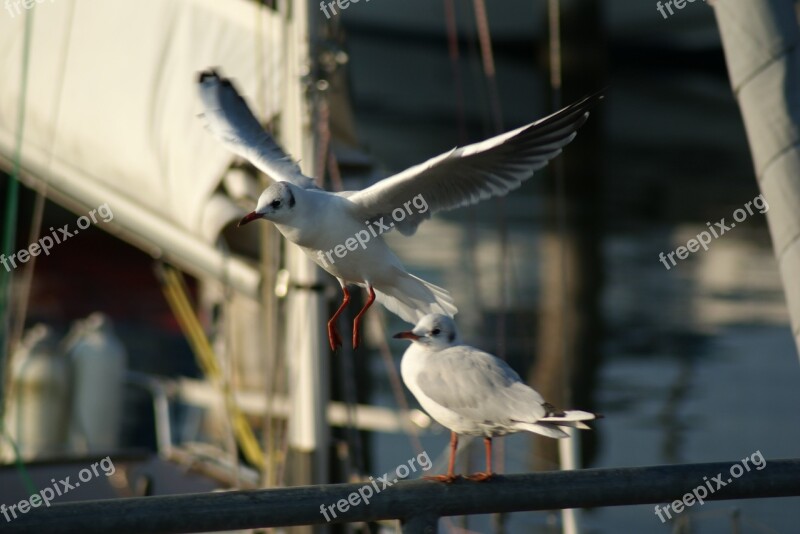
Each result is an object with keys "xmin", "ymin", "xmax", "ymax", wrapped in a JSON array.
[
  {"xmin": 4, "ymin": 459, "xmax": 800, "ymax": 533},
  {"xmin": 402, "ymin": 513, "xmax": 439, "ymax": 534},
  {"xmin": 282, "ymin": 0, "xmax": 328, "ymax": 489},
  {"xmin": 124, "ymin": 372, "xmax": 173, "ymax": 457}
]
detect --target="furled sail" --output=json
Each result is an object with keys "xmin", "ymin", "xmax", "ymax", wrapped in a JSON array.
[{"xmin": 0, "ymin": 0, "xmax": 289, "ymax": 297}]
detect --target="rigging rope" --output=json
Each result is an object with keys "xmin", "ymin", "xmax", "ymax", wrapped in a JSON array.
[
  {"xmin": 443, "ymin": 0, "xmax": 468, "ymax": 145},
  {"xmin": 471, "ymin": 5, "xmax": 510, "ymax": 503},
  {"xmin": 157, "ymin": 265, "xmax": 266, "ymax": 469},
  {"xmin": 10, "ymin": 0, "xmax": 77, "ymax": 357},
  {"xmin": 548, "ymin": 2, "xmax": 583, "ymax": 533},
  {"xmin": 0, "ymin": 6, "xmax": 38, "ymax": 498}
]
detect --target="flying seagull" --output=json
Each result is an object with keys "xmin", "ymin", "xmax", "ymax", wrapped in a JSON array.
[
  {"xmin": 395, "ymin": 314, "xmax": 598, "ymax": 482},
  {"xmin": 198, "ymin": 69, "xmax": 601, "ymax": 350}
]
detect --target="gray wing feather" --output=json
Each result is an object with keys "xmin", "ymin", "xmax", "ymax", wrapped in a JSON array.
[
  {"xmin": 416, "ymin": 347, "xmax": 547, "ymax": 423},
  {"xmin": 197, "ymin": 69, "xmax": 316, "ymax": 190},
  {"xmin": 347, "ymin": 91, "xmax": 602, "ymax": 235}
]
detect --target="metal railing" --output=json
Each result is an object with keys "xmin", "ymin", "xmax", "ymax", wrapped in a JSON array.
[{"xmin": 4, "ymin": 458, "xmax": 800, "ymax": 533}]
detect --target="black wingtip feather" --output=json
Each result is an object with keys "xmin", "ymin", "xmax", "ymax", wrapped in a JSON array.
[
  {"xmin": 512, "ymin": 87, "xmax": 606, "ymax": 142},
  {"xmin": 197, "ymin": 67, "xmax": 227, "ymax": 84}
]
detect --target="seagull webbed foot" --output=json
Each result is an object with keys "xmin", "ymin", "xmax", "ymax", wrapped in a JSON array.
[
  {"xmin": 424, "ymin": 474, "xmax": 460, "ymax": 484},
  {"xmin": 466, "ymin": 472, "xmax": 493, "ymax": 482}
]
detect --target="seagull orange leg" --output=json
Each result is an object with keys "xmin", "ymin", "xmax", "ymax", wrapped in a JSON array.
[
  {"xmin": 327, "ymin": 286, "xmax": 351, "ymax": 350},
  {"xmin": 425, "ymin": 431, "xmax": 459, "ymax": 483},
  {"xmin": 467, "ymin": 437, "xmax": 493, "ymax": 481},
  {"xmin": 351, "ymin": 285, "xmax": 376, "ymax": 349}
]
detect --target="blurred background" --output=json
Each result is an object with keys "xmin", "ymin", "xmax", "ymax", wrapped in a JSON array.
[{"xmin": 1, "ymin": 1, "xmax": 799, "ymax": 533}]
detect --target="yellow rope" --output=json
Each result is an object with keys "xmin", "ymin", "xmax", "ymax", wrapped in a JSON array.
[{"xmin": 159, "ymin": 266, "xmax": 265, "ymax": 468}]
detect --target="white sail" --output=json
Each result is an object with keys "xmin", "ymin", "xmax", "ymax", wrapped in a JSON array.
[
  {"xmin": 714, "ymin": 0, "xmax": 800, "ymax": 357},
  {"xmin": 0, "ymin": 0, "xmax": 288, "ymax": 297}
]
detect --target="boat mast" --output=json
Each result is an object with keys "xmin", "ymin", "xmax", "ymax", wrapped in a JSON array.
[
  {"xmin": 714, "ymin": 0, "xmax": 800, "ymax": 360},
  {"xmin": 280, "ymin": 0, "xmax": 330, "ymax": 491}
]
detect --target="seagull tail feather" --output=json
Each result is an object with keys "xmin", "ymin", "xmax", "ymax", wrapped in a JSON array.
[
  {"xmin": 374, "ymin": 271, "xmax": 457, "ymax": 324},
  {"xmin": 513, "ymin": 410, "xmax": 598, "ymax": 437},
  {"xmin": 512, "ymin": 422, "xmax": 569, "ymax": 439},
  {"xmin": 541, "ymin": 409, "xmax": 597, "ymax": 422}
]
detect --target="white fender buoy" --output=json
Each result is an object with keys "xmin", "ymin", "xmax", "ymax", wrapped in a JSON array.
[
  {"xmin": 3, "ymin": 324, "xmax": 70, "ymax": 461},
  {"xmin": 65, "ymin": 313, "xmax": 127, "ymax": 453}
]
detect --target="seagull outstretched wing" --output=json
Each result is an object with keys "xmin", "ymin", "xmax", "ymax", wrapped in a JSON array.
[
  {"xmin": 347, "ymin": 92, "xmax": 603, "ymax": 235},
  {"xmin": 197, "ymin": 69, "xmax": 317, "ymax": 190}
]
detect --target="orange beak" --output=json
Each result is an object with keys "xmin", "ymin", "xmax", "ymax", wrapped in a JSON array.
[
  {"xmin": 393, "ymin": 331, "xmax": 420, "ymax": 341},
  {"xmin": 238, "ymin": 211, "xmax": 261, "ymax": 227}
]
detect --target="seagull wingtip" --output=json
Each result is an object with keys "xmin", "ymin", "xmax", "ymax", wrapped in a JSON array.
[{"xmin": 197, "ymin": 67, "xmax": 225, "ymax": 84}]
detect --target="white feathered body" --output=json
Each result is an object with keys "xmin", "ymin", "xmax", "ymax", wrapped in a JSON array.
[
  {"xmin": 401, "ymin": 341, "xmax": 595, "ymax": 439},
  {"xmin": 276, "ymin": 188, "xmax": 456, "ymax": 324}
]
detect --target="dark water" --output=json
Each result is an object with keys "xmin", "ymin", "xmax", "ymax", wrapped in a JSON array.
[{"xmin": 343, "ymin": 2, "xmax": 800, "ymax": 532}]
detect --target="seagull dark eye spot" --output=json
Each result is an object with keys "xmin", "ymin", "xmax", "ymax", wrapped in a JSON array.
[
  {"xmin": 271, "ymin": 200, "xmax": 281, "ymax": 208},
  {"xmin": 431, "ymin": 328, "xmax": 441, "ymax": 336}
]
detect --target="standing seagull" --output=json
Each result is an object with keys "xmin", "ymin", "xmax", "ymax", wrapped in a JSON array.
[
  {"xmin": 395, "ymin": 314, "xmax": 598, "ymax": 482},
  {"xmin": 198, "ymin": 69, "xmax": 601, "ymax": 350}
]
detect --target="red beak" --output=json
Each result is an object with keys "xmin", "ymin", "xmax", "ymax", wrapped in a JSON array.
[
  {"xmin": 393, "ymin": 331, "xmax": 420, "ymax": 341},
  {"xmin": 238, "ymin": 211, "xmax": 261, "ymax": 227}
]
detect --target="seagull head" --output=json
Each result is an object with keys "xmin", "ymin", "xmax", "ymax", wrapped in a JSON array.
[
  {"xmin": 393, "ymin": 313, "xmax": 460, "ymax": 350},
  {"xmin": 238, "ymin": 182, "xmax": 298, "ymax": 227}
]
